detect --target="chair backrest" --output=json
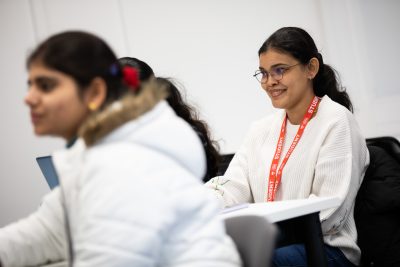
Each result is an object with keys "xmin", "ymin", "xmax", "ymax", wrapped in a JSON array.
[
  {"xmin": 355, "ymin": 137, "xmax": 400, "ymax": 267},
  {"xmin": 366, "ymin": 136, "xmax": 400, "ymax": 164},
  {"xmin": 224, "ymin": 215, "xmax": 277, "ymax": 267}
]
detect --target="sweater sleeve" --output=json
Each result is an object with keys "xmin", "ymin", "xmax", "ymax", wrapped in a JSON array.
[
  {"xmin": 205, "ymin": 121, "xmax": 267, "ymax": 208},
  {"xmin": 311, "ymin": 113, "xmax": 369, "ymax": 234},
  {"xmin": 0, "ymin": 188, "xmax": 67, "ymax": 267}
]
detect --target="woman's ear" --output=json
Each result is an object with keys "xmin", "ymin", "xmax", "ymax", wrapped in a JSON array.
[
  {"xmin": 84, "ymin": 77, "xmax": 107, "ymax": 111},
  {"xmin": 307, "ymin": 57, "xmax": 320, "ymax": 79}
]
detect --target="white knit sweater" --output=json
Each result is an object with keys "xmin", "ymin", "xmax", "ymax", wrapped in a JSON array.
[{"xmin": 206, "ymin": 96, "xmax": 369, "ymax": 265}]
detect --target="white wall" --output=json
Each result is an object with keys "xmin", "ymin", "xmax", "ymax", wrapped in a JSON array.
[{"xmin": 1, "ymin": 0, "xmax": 399, "ymax": 226}]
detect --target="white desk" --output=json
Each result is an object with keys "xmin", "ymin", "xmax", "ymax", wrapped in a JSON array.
[
  {"xmin": 221, "ymin": 197, "xmax": 341, "ymax": 267},
  {"xmin": 41, "ymin": 262, "xmax": 67, "ymax": 267},
  {"xmin": 220, "ymin": 196, "xmax": 340, "ymax": 222},
  {"xmin": 40, "ymin": 198, "xmax": 339, "ymax": 267}
]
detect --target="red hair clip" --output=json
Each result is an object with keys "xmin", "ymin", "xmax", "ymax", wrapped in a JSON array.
[{"xmin": 122, "ymin": 66, "xmax": 140, "ymax": 91}]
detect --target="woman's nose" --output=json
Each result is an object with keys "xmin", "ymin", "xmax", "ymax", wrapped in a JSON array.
[
  {"xmin": 265, "ymin": 75, "xmax": 279, "ymax": 87},
  {"xmin": 24, "ymin": 87, "xmax": 39, "ymax": 107}
]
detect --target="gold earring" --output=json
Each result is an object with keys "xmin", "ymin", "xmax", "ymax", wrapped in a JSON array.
[{"xmin": 88, "ymin": 102, "xmax": 97, "ymax": 111}]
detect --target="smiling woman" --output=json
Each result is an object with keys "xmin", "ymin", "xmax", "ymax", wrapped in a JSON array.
[
  {"xmin": 205, "ymin": 27, "xmax": 369, "ymax": 267},
  {"xmin": 0, "ymin": 31, "xmax": 241, "ymax": 267},
  {"xmin": 257, "ymin": 50, "xmax": 318, "ymax": 125}
]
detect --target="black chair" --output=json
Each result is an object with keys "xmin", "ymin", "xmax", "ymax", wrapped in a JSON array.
[
  {"xmin": 355, "ymin": 136, "xmax": 400, "ymax": 267},
  {"xmin": 366, "ymin": 136, "xmax": 400, "ymax": 163}
]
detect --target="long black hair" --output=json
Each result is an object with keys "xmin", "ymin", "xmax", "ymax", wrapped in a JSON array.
[
  {"xmin": 157, "ymin": 77, "xmax": 221, "ymax": 182},
  {"xmin": 258, "ymin": 27, "xmax": 353, "ymax": 112}
]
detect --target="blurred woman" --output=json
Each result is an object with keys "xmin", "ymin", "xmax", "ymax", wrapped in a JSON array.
[{"xmin": 0, "ymin": 31, "xmax": 240, "ymax": 267}]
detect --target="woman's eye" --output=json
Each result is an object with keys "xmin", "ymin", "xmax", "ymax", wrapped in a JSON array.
[
  {"xmin": 37, "ymin": 79, "xmax": 57, "ymax": 92},
  {"xmin": 39, "ymin": 83, "xmax": 52, "ymax": 91},
  {"xmin": 273, "ymin": 67, "xmax": 285, "ymax": 75}
]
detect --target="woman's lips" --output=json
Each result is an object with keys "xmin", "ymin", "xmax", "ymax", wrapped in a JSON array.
[
  {"xmin": 30, "ymin": 112, "xmax": 42, "ymax": 124},
  {"xmin": 268, "ymin": 89, "xmax": 286, "ymax": 98}
]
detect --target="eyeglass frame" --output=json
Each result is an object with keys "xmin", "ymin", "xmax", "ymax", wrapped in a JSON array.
[{"xmin": 253, "ymin": 62, "xmax": 302, "ymax": 84}]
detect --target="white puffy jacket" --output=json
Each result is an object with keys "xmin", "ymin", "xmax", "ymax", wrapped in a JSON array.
[{"xmin": 0, "ymin": 100, "xmax": 241, "ymax": 267}]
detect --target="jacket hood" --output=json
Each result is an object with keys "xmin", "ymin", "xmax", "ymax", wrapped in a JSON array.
[
  {"xmin": 79, "ymin": 79, "xmax": 168, "ymax": 147},
  {"xmin": 77, "ymin": 80, "xmax": 206, "ymax": 179}
]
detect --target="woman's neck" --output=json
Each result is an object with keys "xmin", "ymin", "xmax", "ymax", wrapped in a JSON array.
[{"xmin": 286, "ymin": 93, "xmax": 316, "ymax": 125}]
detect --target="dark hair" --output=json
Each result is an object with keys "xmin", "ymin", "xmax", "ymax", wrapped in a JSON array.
[
  {"xmin": 27, "ymin": 31, "xmax": 127, "ymax": 107},
  {"xmin": 158, "ymin": 77, "xmax": 221, "ymax": 182},
  {"xmin": 258, "ymin": 27, "xmax": 353, "ymax": 112}
]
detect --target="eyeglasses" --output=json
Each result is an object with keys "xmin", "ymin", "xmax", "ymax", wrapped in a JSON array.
[{"xmin": 253, "ymin": 63, "xmax": 302, "ymax": 83}]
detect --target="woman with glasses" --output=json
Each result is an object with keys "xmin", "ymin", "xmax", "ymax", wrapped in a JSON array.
[
  {"xmin": 0, "ymin": 31, "xmax": 241, "ymax": 267},
  {"xmin": 206, "ymin": 27, "xmax": 369, "ymax": 267}
]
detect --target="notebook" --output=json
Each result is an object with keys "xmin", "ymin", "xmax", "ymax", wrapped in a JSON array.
[{"xmin": 36, "ymin": 156, "xmax": 59, "ymax": 189}]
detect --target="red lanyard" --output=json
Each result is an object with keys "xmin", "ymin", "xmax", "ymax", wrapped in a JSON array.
[{"xmin": 266, "ymin": 96, "xmax": 320, "ymax": 202}]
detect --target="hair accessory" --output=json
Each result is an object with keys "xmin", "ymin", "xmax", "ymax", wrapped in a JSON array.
[
  {"xmin": 122, "ymin": 66, "xmax": 140, "ymax": 91},
  {"xmin": 109, "ymin": 63, "xmax": 120, "ymax": 76}
]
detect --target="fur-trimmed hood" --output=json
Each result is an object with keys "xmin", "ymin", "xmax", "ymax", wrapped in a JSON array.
[
  {"xmin": 72, "ymin": 79, "xmax": 206, "ymax": 180},
  {"xmin": 79, "ymin": 79, "xmax": 168, "ymax": 147}
]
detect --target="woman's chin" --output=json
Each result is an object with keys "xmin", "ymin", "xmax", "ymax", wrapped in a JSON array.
[
  {"xmin": 270, "ymin": 98, "xmax": 286, "ymax": 109},
  {"xmin": 33, "ymin": 127, "xmax": 48, "ymax": 137},
  {"xmin": 268, "ymin": 91, "xmax": 287, "ymax": 109}
]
